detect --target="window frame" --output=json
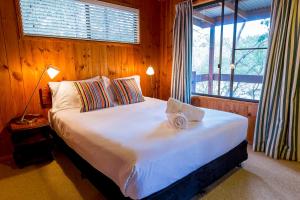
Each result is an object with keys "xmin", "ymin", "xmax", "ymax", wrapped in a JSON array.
[
  {"xmin": 192, "ymin": 0, "xmax": 269, "ymax": 102},
  {"xmin": 15, "ymin": 0, "xmax": 141, "ymax": 45}
]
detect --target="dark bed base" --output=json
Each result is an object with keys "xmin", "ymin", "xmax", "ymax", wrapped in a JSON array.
[{"xmin": 52, "ymin": 131, "xmax": 248, "ymax": 200}]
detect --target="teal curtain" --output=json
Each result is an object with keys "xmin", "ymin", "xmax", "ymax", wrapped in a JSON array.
[
  {"xmin": 171, "ymin": 0, "xmax": 193, "ymax": 103},
  {"xmin": 253, "ymin": 0, "xmax": 300, "ymax": 161}
]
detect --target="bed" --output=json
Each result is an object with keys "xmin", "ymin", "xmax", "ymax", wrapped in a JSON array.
[{"xmin": 47, "ymin": 96, "xmax": 248, "ymax": 200}]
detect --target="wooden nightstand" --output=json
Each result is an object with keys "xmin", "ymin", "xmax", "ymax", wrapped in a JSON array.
[{"xmin": 9, "ymin": 115, "xmax": 54, "ymax": 168}]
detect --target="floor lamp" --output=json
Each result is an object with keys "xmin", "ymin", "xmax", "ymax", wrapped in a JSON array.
[{"xmin": 17, "ymin": 65, "xmax": 60, "ymax": 124}]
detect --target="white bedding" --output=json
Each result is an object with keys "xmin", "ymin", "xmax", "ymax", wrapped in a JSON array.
[{"xmin": 49, "ymin": 97, "xmax": 248, "ymax": 199}]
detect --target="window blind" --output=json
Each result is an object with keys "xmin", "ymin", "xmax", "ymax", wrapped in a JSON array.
[{"xmin": 19, "ymin": 0, "xmax": 140, "ymax": 44}]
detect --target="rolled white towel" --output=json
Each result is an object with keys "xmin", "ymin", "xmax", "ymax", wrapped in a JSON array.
[
  {"xmin": 167, "ymin": 113, "xmax": 188, "ymax": 129},
  {"xmin": 166, "ymin": 98, "xmax": 205, "ymax": 122}
]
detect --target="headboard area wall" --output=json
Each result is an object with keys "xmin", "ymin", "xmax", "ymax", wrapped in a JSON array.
[{"xmin": 0, "ymin": 0, "xmax": 161, "ymax": 132}]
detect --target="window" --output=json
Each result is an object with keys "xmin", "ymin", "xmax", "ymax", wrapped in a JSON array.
[
  {"xmin": 19, "ymin": 0, "xmax": 140, "ymax": 44},
  {"xmin": 192, "ymin": 0, "xmax": 271, "ymax": 101}
]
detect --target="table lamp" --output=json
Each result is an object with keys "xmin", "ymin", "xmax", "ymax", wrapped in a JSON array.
[
  {"xmin": 17, "ymin": 65, "xmax": 60, "ymax": 124},
  {"xmin": 146, "ymin": 66, "xmax": 155, "ymax": 98}
]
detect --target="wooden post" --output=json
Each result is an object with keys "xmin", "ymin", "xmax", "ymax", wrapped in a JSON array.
[
  {"xmin": 208, "ymin": 26, "xmax": 215, "ymax": 95},
  {"xmin": 192, "ymin": 71, "xmax": 196, "ymax": 93}
]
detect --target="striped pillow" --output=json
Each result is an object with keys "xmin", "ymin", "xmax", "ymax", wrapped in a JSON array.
[
  {"xmin": 112, "ymin": 78, "xmax": 144, "ymax": 105},
  {"xmin": 74, "ymin": 81, "xmax": 113, "ymax": 112}
]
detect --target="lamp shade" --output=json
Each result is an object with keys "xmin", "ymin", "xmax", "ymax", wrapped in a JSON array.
[
  {"xmin": 47, "ymin": 65, "xmax": 60, "ymax": 79},
  {"xmin": 146, "ymin": 66, "xmax": 154, "ymax": 76}
]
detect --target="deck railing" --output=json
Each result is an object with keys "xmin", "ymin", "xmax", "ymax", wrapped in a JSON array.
[{"xmin": 191, "ymin": 71, "xmax": 263, "ymax": 93}]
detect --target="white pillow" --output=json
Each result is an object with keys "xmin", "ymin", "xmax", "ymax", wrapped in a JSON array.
[
  {"xmin": 102, "ymin": 75, "xmax": 142, "ymax": 104},
  {"xmin": 48, "ymin": 82, "xmax": 60, "ymax": 101},
  {"xmin": 49, "ymin": 76, "xmax": 100, "ymax": 112},
  {"xmin": 49, "ymin": 76, "xmax": 100, "ymax": 105}
]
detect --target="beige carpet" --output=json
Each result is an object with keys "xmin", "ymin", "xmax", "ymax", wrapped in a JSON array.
[
  {"xmin": 196, "ymin": 146, "xmax": 300, "ymax": 200},
  {"xmin": 0, "ymin": 146, "xmax": 299, "ymax": 200}
]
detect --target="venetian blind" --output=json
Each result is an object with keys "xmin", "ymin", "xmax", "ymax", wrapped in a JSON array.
[{"xmin": 19, "ymin": 0, "xmax": 140, "ymax": 43}]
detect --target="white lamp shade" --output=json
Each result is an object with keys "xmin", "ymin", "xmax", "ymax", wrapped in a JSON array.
[
  {"xmin": 47, "ymin": 66, "xmax": 60, "ymax": 79},
  {"xmin": 146, "ymin": 66, "xmax": 154, "ymax": 76}
]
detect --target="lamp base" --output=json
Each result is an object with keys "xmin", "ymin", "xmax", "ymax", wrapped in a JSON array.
[{"xmin": 14, "ymin": 114, "xmax": 41, "ymax": 125}]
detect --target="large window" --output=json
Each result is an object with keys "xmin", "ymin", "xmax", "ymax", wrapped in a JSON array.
[
  {"xmin": 192, "ymin": 0, "xmax": 271, "ymax": 101},
  {"xmin": 19, "ymin": 0, "xmax": 140, "ymax": 44}
]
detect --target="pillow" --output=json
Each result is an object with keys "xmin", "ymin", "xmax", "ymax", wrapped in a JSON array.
[
  {"xmin": 74, "ymin": 81, "xmax": 113, "ymax": 112},
  {"xmin": 117, "ymin": 75, "xmax": 142, "ymax": 91},
  {"xmin": 48, "ymin": 82, "xmax": 60, "ymax": 102},
  {"xmin": 102, "ymin": 75, "xmax": 142, "ymax": 104},
  {"xmin": 112, "ymin": 78, "xmax": 144, "ymax": 105},
  {"xmin": 102, "ymin": 76, "xmax": 118, "ymax": 105},
  {"xmin": 49, "ymin": 76, "xmax": 100, "ymax": 112}
]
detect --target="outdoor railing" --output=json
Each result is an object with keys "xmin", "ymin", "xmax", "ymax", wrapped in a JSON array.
[{"xmin": 191, "ymin": 71, "xmax": 263, "ymax": 93}]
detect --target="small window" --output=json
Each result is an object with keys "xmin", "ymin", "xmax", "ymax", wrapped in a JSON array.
[{"xmin": 19, "ymin": 0, "xmax": 140, "ymax": 44}]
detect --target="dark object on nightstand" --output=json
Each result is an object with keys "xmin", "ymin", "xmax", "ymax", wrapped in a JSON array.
[{"xmin": 9, "ymin": 115, "xmax": 54, "ymax": 168}]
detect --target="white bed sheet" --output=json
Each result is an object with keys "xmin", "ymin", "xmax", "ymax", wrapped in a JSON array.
[{"xmin": 49, "ymin": 97, "xmax": 247, "ymax": 199}]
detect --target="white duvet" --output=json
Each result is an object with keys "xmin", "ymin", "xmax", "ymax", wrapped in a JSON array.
[{"xmin": 49, "ymin": 97, "xmax": 247, "ymax": 199}]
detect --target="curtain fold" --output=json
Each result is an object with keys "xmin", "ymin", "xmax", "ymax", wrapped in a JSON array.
[
  {"xmin": 171, "ymin": 0, "xmax": 193, "ymax": 103},
  {"xmin": 253, "ymin": 0, "xmax": 300, "ymax": 161}
]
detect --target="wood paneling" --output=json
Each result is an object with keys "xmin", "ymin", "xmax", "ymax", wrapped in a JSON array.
[
  {"xmin": 191, "ymin": 96, "xmax": 258, "ymax": 144},
  {"xmin": 0, "ymin": 0, "xmax": 161, "ymax": 134}
]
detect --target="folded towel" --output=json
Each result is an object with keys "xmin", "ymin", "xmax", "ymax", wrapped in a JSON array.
[
  {"xmin": 166, "ymin": 98, "xmax": 205, "ymax": 122},
  {"xmin": 167, "ymin": 113, "xmax": 188, "ymax": 129}
]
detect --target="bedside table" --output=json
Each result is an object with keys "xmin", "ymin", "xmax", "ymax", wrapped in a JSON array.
[{"xmin": 9, "ymin": 115, "xmax": 54, "ymax": 168}]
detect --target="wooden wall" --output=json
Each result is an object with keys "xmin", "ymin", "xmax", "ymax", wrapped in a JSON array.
[
  {"xmin": 159, "ymin": 0, "xmax": 212, "ymax": 100},
  {"xmin": 191, "ymin": 96, "xmax": 258, "ymax": 144},
  {"xmin": 0, "ymin": 0, "xmax": 161, "ymax": 132},
  {"xmin": 159, "ymin": 0, "xmax": 182, "ymax": 100}
]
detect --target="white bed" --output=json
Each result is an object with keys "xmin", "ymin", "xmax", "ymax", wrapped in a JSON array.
[{"xmin": 49, "ymin": 97, "xmax": 248, "ymax": 200}]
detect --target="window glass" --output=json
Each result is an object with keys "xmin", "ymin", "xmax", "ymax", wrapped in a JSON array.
[
  {"xmin": 192, "ymin": 0, "xmax": 271, "ymax": 101},
  {"xmin": 19, "ymin": 0, "xmax": 139, "ymax": 44},
  {"xmin": 192, "ymin": 2, "xmax": 223, "ymax": 95},
  {"xmin": 233, "ymin": 0, "xmax": 270, "ymax": 100},
  {"xmin": 236, "ymin": 19, "xmax": 270, "ymax": 49}
]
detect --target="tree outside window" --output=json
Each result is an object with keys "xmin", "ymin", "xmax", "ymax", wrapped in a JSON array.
[{"xmin": 192, "ymin": 0, "xmax": 271, "ymax": 101}]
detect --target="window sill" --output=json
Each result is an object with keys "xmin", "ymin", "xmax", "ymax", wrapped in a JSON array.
[
  {"xmin": 20, "ymin": 35, "xmax": 141, "ymax": 47},
  {"xmin": 191, "ymin": 93, "xmax": 259, "ymax": 103}
]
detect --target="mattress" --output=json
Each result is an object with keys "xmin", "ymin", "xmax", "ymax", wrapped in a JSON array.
[{"xmin": 49, "ymin": 97, "xmax": 248, "ymax": 199}]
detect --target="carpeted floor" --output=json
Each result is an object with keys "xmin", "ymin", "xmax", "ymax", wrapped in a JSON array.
[{"xmin": 0, "ymin": 146, "xmax": 299, "ymax": 200}]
